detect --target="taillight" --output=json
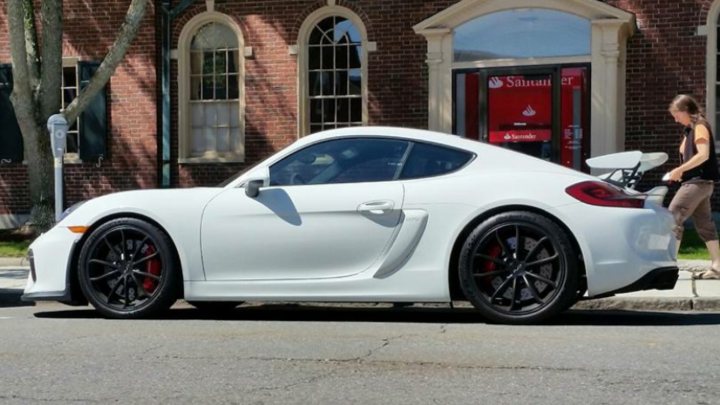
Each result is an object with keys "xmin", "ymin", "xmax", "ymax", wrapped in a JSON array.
[{"xmin": 565, "ymin": 180, "xmax": 646, "ymax": 208}]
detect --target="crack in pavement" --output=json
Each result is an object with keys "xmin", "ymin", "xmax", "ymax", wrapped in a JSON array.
[
  {"xmin": 0, "ymin": 394, "xmax": 105, "ymax": 403},
  {"xmin": 243, "ymin": 335, "xmax": 405, "ymax": 395},
  {"xmin": 358, "ymin": 335, "xmax": 397, "ymax": 360}
]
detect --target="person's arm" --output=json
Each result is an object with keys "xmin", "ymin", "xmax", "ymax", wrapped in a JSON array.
[{"xmin": 669, "ymin": 124, "xmax": 712, "ymax": 181}]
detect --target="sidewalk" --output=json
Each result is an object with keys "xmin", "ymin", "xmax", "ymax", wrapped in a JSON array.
[
  {"xmin": 573, "ymin": 260, "xmax": 720, "ymax": 312},
  {"xmin": 1, "ymin": 257, "xmax": 719, "ymax": 311}
]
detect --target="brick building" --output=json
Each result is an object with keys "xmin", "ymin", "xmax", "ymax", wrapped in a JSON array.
[{"xmin": 1, "ymin": 0, "xmax": 719, "ymax": 227}]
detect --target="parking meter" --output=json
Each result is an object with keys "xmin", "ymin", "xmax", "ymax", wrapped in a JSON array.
[
  {"xmin": 47, "ymin": 114, "xmax": 68, "ymax": 222},
  {"xmin": 47, "ymin": 114, "xmax": 68, "ymax": 158}
]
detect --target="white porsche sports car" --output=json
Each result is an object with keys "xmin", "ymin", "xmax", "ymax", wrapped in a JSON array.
[{"xmin": 23, "ymin": 127, "xmax": 678, "ymax": 324}]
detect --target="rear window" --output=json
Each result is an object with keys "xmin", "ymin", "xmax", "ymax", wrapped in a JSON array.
[{"xmin": 400, "ymin": 142, "xmax": 474, "ymax": 179}]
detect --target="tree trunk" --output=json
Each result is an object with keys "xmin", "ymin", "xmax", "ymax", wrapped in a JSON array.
[
  {"xmin": 22, "ymin": 0, "xmax": 40, "ymax": 91},
  {"xmin": 38, "ymin": 0, "xmax": 62, "ymax": 120},
  {"xmin": 6, "ymin": 0, "xmax": 151, "ymax": 232},
  {"xmin": 7, "ymin": 0, "xmax": 55, "ymax": 231}
]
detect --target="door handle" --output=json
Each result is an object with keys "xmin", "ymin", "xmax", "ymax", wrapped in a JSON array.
[{"xmin": 357, "ymin": 200, "xmax": 395, "ymax": 214}]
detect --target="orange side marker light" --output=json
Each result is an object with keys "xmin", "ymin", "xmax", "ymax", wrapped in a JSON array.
[{"xmin": 67, "ymin": 226, "xmax": 88, "ymax": 234}]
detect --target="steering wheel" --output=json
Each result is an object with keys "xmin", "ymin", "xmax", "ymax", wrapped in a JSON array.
[{"xmin": 289, "ymin": 173, "xmax": 306, "ymax": 185}]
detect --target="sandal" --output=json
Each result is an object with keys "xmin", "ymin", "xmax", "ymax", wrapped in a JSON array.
[{"xmin": 692, "ymin": 269, "xmax": 720, "ymax": 280}]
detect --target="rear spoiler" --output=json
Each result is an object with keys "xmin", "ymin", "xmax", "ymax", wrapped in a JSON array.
[{"xmin": 586, "ymin": 151, "xmax": 668, "ymax": 189}]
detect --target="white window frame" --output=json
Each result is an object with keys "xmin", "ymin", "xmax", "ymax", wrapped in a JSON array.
[
  {"xmin": 178, "ymin": 11, "xmax": 245, "ymax": 163},
  {"xmin": 61, "ymin": 57, "xmax": 82, "ymax": 164},
  {"xmin": 297, "ymin": 6, "xmax": 369, "ymax": 137}
]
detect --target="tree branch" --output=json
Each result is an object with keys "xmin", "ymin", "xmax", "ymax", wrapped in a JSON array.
[
  {"xmin": 38, "ymin": 0, "xmax": 62, "ymax": 120},
  {"xmin": 22, "ymin": 0, "xmax": 40, "ymax": 91},
  {"xmin": 63, "ymin": 0, "xmax": 150, "ymax": 124}
]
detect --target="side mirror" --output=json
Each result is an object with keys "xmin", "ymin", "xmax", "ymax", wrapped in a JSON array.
[
  {"xmin": 244, "ymin": 168, "xmax": 269, "ymax": 198},
  {"xmin": 245, "ymin": 179, "xmax": 264, "ymax": 198}
]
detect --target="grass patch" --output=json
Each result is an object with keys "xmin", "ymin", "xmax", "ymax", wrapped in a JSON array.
[
  {"xmin": 0, "ymin": 240, "xmax": 31, "ymax": 257},
  {"xmin": 0, "ymin": 229, "xmax": 35, "ymax": 258},
  {"xmin": 678, "ymin": 230, "xmax": 709, "ymax": 260}
]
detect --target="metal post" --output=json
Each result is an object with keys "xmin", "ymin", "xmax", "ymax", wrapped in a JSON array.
[
  {"xmin": 158, "ymin": 0, "xmax": 197, "ymax": 188},
  {"xmin": 47, "ymin": 114, "xmax": 68, "ymax": 222}
]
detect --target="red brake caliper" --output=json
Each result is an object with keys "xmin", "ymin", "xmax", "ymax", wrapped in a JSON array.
[
  {"xmin": 143, "ymin": 245, "xmax": 161, "ymax": 293},
  {"xmin": 481, "ymin": 243, "xmax": 502, "ymax": 287}
]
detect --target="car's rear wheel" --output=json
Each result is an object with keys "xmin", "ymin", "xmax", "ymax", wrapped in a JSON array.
[
  {"xmin": 78, "ymin": 218, "xmax": 180, "ymax": 318},
  {"xmin": 458, "ymin": 211, "xmax": 578, "ymax": 324}
]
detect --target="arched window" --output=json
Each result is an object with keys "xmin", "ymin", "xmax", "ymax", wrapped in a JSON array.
[
  {"xmin": 299, "ymin": 8, "xmax": 368, "ymax": 136},
  {"xmin": 178, "ymin": 13, "xmax": 245, "ymax": 162},
  {"xmin": 453, "ymin": 9, "xmax": 590, "ymax": 62}
]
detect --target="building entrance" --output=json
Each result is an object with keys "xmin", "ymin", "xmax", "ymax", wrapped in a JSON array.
[{"xmin": 453, "ymin": 65, "xmax": 590, "ymax": 170}]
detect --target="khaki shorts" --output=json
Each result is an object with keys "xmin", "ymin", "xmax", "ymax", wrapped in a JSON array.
[{"xmin": 668, "ymin": 180, "xmax": 719, "ymax": 242}]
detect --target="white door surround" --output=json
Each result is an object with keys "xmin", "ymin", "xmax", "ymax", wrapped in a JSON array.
[{"xmin": 413, "ymin": 0, "xmax": 636, "ymax": 157}]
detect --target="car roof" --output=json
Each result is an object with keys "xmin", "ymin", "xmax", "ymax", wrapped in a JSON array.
[{"xmin": 299, "ymin": 126, "xmax": 485, "ymax": 152}]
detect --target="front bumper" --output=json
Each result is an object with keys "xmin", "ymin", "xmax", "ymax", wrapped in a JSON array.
[
  {"xmin": 21, "ymin": 225, "xmax": 83, "ymax": 304},
  {"xmin": 22, "ymin": 290, "xmax": 71, "ymax": 302}
]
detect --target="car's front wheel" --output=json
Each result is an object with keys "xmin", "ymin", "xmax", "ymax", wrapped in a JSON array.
[
  {"xmin": 458, "ymin": 211, "xmax": 579, "ymax": 324},
  {"xmin": 78, "ymin": 218, "xmax": 180, "ymax": 318}
]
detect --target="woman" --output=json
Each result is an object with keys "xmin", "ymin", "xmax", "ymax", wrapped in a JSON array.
[{"xmin": 667, "ymin": 94, "xmax": 720, "ymax": 279}]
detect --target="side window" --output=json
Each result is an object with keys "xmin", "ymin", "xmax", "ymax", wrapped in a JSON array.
[
  {"xmin": 270, "ymin": 138, "xmax": 409, "ymax": 186},
  {"xmin": 400, "ymin": 142, "xmax": 473, "ymax": 179}
]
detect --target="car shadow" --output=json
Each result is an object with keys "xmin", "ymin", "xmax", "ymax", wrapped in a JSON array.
[
  {"xmin": 0, "ymin": 289, "xmax": 35, "ymax": 308},
  {"xmin": 31, "ymin": 302, "xmax": 720, "ymax": 326}
]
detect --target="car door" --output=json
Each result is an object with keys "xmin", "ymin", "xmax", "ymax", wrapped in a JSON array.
[{"xmin": 201, "ymin": 137, "xmax": 409, "ymax": 281}]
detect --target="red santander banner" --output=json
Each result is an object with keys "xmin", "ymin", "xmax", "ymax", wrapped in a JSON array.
[
  {"xmin": 488, "ymin": 129, "xmax": 551, "ymax": 143},
  {"xmin": 487, "ymin": 74, "xmax": 553, "ymax": 144}
]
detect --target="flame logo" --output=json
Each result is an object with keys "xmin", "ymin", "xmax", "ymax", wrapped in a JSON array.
[
  {"xmin": 503, "ymin": 133, "xmax": 512, "ymax": 140},
  {"xmin": 488, "ymin": 77, "xmax": 503, "ymax": 89},
  {"xmin": 522, "ymin": 105, "xmax": 536, "ymax": 117}
]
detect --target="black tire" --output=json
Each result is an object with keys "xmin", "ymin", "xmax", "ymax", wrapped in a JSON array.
[
  {"xmin": 187, "ymin": 301, "xmax": 242, "ymax": 313},
  {"xmin": 458, "ymin": 211, "xmax": 579, "ymax": 324},
  {"xmin": 78, "ymin": 218, "xmax": 180, "ymax": 318}
]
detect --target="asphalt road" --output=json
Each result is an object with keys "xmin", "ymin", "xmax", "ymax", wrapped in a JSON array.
[{"xmin": 1, "ymin": 301, "xmax": 719, "ymax": 404}]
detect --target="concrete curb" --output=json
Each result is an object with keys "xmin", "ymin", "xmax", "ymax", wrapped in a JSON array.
[
  {"xmin": 0, "ymin": 257, "xmax": 26, "ymax": 267},
  {"xmin": 573, "ymin": 297, "xmax": 720, "ymax": 312}
]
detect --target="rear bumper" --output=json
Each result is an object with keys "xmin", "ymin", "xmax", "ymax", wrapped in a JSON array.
[
  {"xmin": 556, "ymin": 202, "xmax": 676, "ymax": 296},
  {"xmin": 587, "ymin": 266, "xmax": 679, "ymax": 298}
]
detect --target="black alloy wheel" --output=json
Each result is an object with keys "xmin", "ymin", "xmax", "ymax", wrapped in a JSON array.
[
  {"xmin": 458, "ymin": 211, "xmax": 579, "ymax": 324},
  {"xmin": 78, "ymin": 218, "xmax": 180, "ymax": 318}
]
